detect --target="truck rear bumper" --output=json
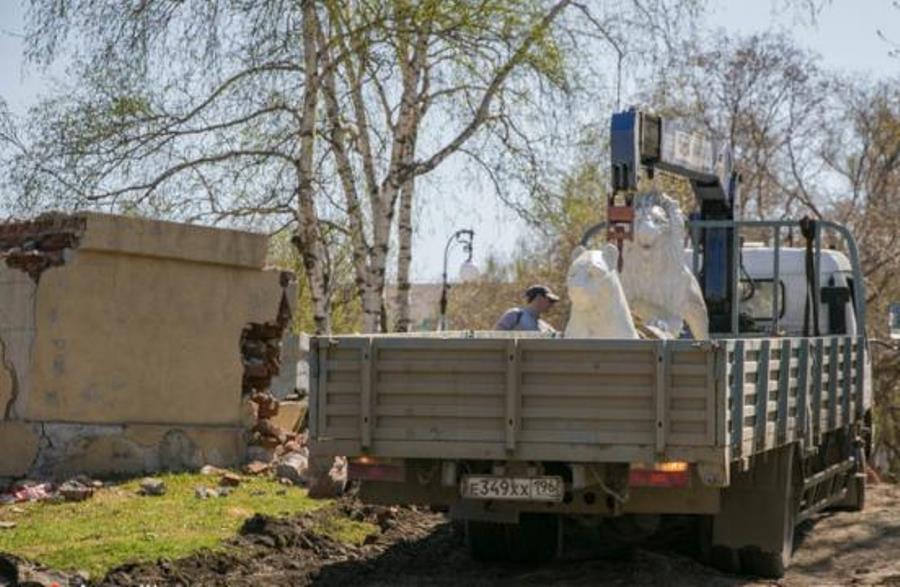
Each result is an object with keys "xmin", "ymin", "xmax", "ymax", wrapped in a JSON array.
[
  {"xmin": 357, "ymin": 476, "xmax": 721, "ymax": 517},
  {"xmin": 312, "ymin": 438, "xmax": 730, "ymax": 483}
]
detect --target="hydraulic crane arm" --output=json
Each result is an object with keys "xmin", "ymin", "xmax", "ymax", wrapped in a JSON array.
[{"xmin": 607, "ymin": 109, "xmax": 742, "ymax": 334}]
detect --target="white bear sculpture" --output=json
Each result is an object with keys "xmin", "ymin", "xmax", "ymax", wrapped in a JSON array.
[
  {"xmin": 620, "ymin": 191, "xmax": 710, "ymax": 339},
  {"xmin": 565, "ymin": 243, "xmax": 639, "ymax": 339}
]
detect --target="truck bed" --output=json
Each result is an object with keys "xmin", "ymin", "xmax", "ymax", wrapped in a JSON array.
[{"xmin": 310, "ymin": 333, "xmax": 867, "ymax": 472}]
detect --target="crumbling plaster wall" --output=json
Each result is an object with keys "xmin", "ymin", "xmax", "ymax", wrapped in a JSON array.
[{"xmin": 0, "ymin": 212, "xmax": 294, "ymax": 480}]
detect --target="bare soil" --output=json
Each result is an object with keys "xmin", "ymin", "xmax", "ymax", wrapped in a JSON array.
[{"xmin": 4, "ymin": 484, "xmax": 898, "ymax": 586}]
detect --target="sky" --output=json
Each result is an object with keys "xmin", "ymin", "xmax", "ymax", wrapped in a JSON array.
[
  {"xmin": 412, "ymin": 0, "xmax": 899, "ymax": 283},
  {"xmin": 0, "ymin": 0, "xmax": 898, "ymax": 282}
]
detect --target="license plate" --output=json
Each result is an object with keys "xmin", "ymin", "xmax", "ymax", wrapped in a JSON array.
[{"xmin": 460, "ymin": 475, "xmax": 564, "ymax": 502}]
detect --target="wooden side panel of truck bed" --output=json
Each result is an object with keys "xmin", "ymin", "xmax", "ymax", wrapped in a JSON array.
[
  {"xmin": 310, "ymin": 337, "xmax": 725, "ymax": 465},
  {"xmin": 310, "ymin": 334, "xmax": 869, "ymax": 468},
  {"xmin": 725, "ymin": 336, "xmax": 868, "ymax": 459}
]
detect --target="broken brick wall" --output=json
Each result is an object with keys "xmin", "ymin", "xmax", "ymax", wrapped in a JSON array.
[{"xmin": 0, "ymin": 212, "xmax": 295, "ymax": 481}]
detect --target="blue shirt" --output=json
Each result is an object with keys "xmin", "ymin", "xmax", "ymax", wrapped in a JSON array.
[{"xmin": 495, "ymin": 307, "xmax": 548, "ymax": 331}]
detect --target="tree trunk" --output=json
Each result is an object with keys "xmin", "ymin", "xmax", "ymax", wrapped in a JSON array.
[
  {"xmin": 293, "ymin": 0, "xmax": 330, "ymax": 334},
  {"xmin": 317, "ymin": 16, "xmax": 380, "ymax": 333},
  {"xmin": 369, "ymin": 22, "xmax": 427, "ymax": 332},
  {"xmin": 394, "ymin": 173, "xmax": 415, "ymax": 332}
]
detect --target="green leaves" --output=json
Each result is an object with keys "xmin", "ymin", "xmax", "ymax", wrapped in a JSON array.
[{"xmin": 109, "ymin": 96, "xmax": 151, "ymax": 119}]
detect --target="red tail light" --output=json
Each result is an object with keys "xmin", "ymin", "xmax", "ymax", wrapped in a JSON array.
[
  {"xmin": 629, "ymin": 462, "xmax": 690, "ymax": 488},
  {"xmin": 348, "ymin": 457, "xmax": 405, "ymax": 482}
]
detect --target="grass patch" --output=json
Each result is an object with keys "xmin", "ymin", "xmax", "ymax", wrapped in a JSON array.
[
  {"xmin": 0, "ymin": 472, "xmax": 363, "ymax": 577},
  {"xmin": 312, "ymin": 515, "xmax": 378, "ymax": 547}
]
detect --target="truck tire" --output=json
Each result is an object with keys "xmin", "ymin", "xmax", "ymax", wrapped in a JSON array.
[
  {"xmin": 466, "ymin": 514, "xmax": 561, "ymax": 562},
  {"xmin": 594, "ymin": 514, "xmax": 659, "ymax": 559},
  {"xmin": 465, "ymin": 520, "xmax": 507, "ymax": 561},
  {"xmin": 507, "ymin": 513, "xmax": 560, "ymax": 562}
]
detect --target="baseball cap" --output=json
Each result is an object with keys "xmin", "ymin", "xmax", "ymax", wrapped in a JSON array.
[{"xmin": 525, "ymin": 284, "xmax": 560, "ymax": 302}]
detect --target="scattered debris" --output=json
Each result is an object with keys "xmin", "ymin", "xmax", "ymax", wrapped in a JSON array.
[
  {"xmin": 245, "ymin": 446, "xmax": 276, "ymax": 464},
  {"xmin": 200, "ymin": 465, "xmax": 228, "ymax": 477},
  {"xmin": 254, "ymin": 417, "xmax": 288, "ymax": 447},
  {"xmin": 58, "ymin": 479, "xmax": 95, "ymax": 503},
  {"xmin": 195, "ymin": 485, "xmax": 234, "ymax": 499},
  {"xmin": 219, "ymin": 472, "xmax": 242, "ymax": 488},
  {"xmin": 252, "ymin": 391, "xmax": 280, "ymax": 419},
  {"xmin": 0, "ymin": 482, "xmax": 53, "ymax": 505},
  {"xmin": 0, "ymin": 553, "xmax": 77, "ymax": 587},
  {"xmin": 138, "ymin": 478, "xmax": 167, "ymax": 496},
  {"xmin": 244, "ymin": 461, "xmax": 271, "ymax": 476},
  {"xmin": 275, "ymin": 453, "xmax": 309, "ymax": 487},
  {"xmin": 307, "ymin": 456, "xmax": 348, "ymax": 499},
  {"xmin": 234, "ymin": 283, "xmax": 340, "ymax": 499},
  {"xmin": 271, "ymin": 400, "xmax": 307, "ymax": 435},
  {"xmin": 239, "ymin": 290, "xmax": 311, "ymax": 468},
  {"xmin": 0, "ymin": 521, "xmax": 15, "ymax": 530},
  {"xmin": 0, "ymin": 476, "xmax": 105, "ymax": 505}
]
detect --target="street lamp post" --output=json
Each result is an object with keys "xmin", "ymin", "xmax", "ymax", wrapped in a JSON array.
[{"xmin": 438, "ymin": 228, "xmax": 476, "ymax": 331}]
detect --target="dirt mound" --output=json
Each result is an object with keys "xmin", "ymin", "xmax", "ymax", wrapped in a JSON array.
[
  {"xmin": 5, "ymin": 484, "xmax": 896, "ymax": 586},
  {"xmin": 97, "ymin": 499, "xmax": 441, "ymax": 586}
]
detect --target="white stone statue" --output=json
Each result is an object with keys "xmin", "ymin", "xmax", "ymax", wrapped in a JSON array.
[
  {"xmin": 564, "ymin": 243, "xmax": 639, "ymax": 339},
  {"xmin": 620, "ymin": 192, "xmax": 709, "ymax": 339}
]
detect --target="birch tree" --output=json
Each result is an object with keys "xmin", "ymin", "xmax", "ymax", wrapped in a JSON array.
[
  {"xmin": 324, "ymin": 0, "xmax": 713, "ymax": 332},
  {"xmin": 316, "ymin": 0, "xmax": 575, "ymax": 332},
  {"xmin": 3, "ymin": 0, "xmax": 577, "ymax": 334}
]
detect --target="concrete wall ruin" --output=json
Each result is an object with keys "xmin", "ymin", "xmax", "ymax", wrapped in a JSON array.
[{"xmin": 0, "ymin": 213, "xmax": 295, "ymax": 480}]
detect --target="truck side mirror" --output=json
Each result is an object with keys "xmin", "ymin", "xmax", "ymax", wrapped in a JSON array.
[{"xmin": 890, "ymin": 302, "xmax": 900, "ymax": 340}]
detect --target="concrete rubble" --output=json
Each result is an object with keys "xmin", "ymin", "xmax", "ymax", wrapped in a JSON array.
[
  {"xmin": 0, "ymin": 475, "xmax": 103, "ymax": 505},
  {"xmin": 219, "ymin": 472, "xmax": 242, "ymax": 487},
  {"xmin": 57, "ymin": 477, "xmax": 96, "ymax": 502},
  {"xmin": 138, "ymin": 478, "xmax": 167, "ymax": 496},
  {"xmin": 195, "ymin": 486, "xmax": 233, "ymax": 499},
  {"xmin": 0, "ymin": 213, "xmax": 85, "ymax": 281},
  {"xmin": 237, "ymin": 305, "xmax": 344, "ymax": 498},
  {"xmin": 238, "ymin": 388, "xmax": 345, "ymax": 497},
  {"xmin": 274, "ymin": 453, "xmax": 309, "ymax": 486}
]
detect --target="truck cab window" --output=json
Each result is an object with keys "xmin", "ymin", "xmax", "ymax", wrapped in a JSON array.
[{"xmin": 740, "ymin": 279, "xmax": 785, "ymax": 321}]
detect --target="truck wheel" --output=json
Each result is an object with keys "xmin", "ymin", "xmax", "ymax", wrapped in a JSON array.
[
  {"xmin": 507, "ymin": 513, "xmax": 561, "ymax": 562},
  {"xmin": 465, "ymin": 520, "xmax": 507, "ymax": 561}
]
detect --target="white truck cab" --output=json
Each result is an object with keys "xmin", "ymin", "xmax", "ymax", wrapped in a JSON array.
[{"xmin": 686, "ymin": 246, "xmax": 859, "ymax": 337}]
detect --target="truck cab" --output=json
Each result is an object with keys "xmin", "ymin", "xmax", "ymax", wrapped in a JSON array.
[{"xmin": 687, "ymin": 246, "xmax": 860, "ymax": 337}]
